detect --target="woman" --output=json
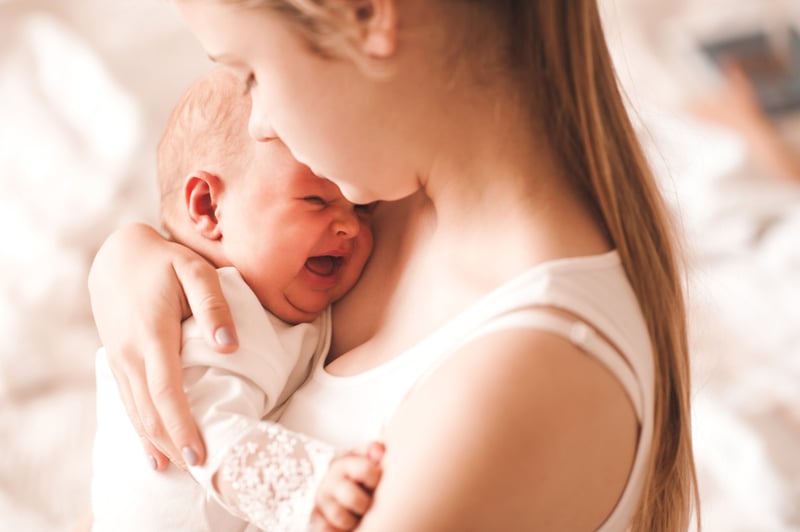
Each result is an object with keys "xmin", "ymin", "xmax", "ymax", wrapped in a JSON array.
[{"xmin": 89, "ymin": 1, "xmax": 699, "ymax": 529}]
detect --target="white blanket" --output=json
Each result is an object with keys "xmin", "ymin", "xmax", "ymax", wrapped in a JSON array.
[{"xmin": 0, "ymin": 1, "xmax": 797, "ymax": 530}]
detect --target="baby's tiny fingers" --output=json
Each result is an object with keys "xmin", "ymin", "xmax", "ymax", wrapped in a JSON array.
[
  {"xmin": 366, "ymin": 441, "xmax": 385, "ymax": 463},
  {"xmin": 317, "ymin": 493, "xmax": 359, "ymax": 531},
  {"xmin": 309, "ymin": 507, "xmax": 345, "ymax": 532},
  {"xmin": 337, "ymin": 455, "xmax": 382, "ymax": 490},
  {"xmin": 330, "ymin": 476, "xmax": 373, "ymax": 516}
]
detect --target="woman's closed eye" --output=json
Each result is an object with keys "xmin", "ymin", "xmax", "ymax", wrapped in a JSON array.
[{"xmin": 354, "ymin": 202, "xmax": 378, "ymax": 214}]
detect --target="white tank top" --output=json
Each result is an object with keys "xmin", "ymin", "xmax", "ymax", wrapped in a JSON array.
[{"xmin": 279, "ymin": 250, "xmax": 654, "ymax": 530}]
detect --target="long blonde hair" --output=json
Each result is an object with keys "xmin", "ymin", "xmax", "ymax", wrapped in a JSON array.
[
  {"xmin": 519, "ymin": 3, "xmax": 700, "ymax": 529},
  {"xmin": 234, "ymin": 0, "xmax": 700, "ymax": 528}
]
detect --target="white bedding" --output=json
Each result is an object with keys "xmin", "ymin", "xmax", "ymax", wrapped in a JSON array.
[{"xmin": 0, "ymin": 1, "xmax": 797, "ymax": 530}]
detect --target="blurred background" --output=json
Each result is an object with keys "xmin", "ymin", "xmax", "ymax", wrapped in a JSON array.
[{"xmin": 0, "ymin": 0, "xmax": 798, "ymax": 530}]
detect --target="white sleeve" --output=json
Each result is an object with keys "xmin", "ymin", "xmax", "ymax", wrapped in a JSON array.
[
  {"xmin": 182, "ymin": 340, "xmax": 285, "ymax": 487},
  {"xmin": 182, "ymin": 268, "xmax": 336, "ymax": 530},
  {"xmin": 183, "ymin": 348, "xmax": 337, "ymax": 531},
  {"xmin": 198, "ymin": 419, "xmax": 337, "ymax": 532},
  {"xmin": 91, "ymin": 339, "xmax": 331, "ymax": 532},
  {"xmin": 91, "ymin": 348, "xmax": 249, "ymax": 532}
]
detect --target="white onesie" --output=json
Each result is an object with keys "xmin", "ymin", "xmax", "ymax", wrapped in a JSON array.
[{"xmin": 91, "ymin": 267, "xmax": 332, "ymax": 532}]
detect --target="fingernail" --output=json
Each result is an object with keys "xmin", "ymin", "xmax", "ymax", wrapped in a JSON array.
[
  {"xmin": 147, "ymin": 454, "xmax": 158, "ymax": 470},
  {"xmin": 182, "ymin": 446, "xmax": 198, "ymax": 466},
  {"xmin": 368, "ymin": 442, "xmax": 385, "ymax": 463},
  {"xmin": 214, "ymin": 327, "xmax": 236, "ymax": 346}
]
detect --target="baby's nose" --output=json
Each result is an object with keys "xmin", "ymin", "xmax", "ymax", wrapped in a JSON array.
[{"xmin": 331, "ymin": 206, "xmax": 361, "ymax": 238}]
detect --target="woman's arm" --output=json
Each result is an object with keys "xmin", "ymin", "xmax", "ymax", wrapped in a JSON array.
[
  {"xmin": 88, "ymin": 223, "xmax": 239, "ymax": 469},
  {"xmin": 357, "ymin": 328, "xmax": 639, "ymax": 531}
]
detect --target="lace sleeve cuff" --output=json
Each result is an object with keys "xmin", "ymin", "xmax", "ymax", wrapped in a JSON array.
[{"xmin": 207, "ymin": 420, "xmax": 336, "ymax": 531}]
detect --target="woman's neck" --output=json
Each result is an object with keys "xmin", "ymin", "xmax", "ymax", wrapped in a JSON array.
[
  {"xmin": 417, "ymin": 110, "xmax": 611, "ymax": 290},
  {"xmin": 329, "ymin": 85, "xmax": 611, "ymax": 363}
]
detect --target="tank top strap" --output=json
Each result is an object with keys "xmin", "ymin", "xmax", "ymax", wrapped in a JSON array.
[
  {"xmin": 468, "ymin": 309, "xmax": 645, "ymax": 421},
  {"xmin": 404, "ymin": 308, "xmax": 645, "ymax": 422}
]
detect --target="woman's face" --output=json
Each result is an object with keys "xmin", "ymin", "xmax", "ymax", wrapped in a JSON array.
[{"xmin": 177, "ymin": 0, "xmax": 422, "ymax": 204}]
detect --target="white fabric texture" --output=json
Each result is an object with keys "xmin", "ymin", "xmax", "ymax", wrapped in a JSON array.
[
  {"xmin": 214, "ymin": 422, "xmax": 337, "ymax": 532},
  {"xmin": 280, "ymin": 251, "xmax": 653, "ymax": 530},
  {"xmin": 91, "ymin": 267, "xmax": 332, "ymax": 532}
]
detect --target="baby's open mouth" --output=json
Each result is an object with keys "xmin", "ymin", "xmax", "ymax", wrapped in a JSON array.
[{"xmin": 305, "ymin": 256, "xmax": 343, "ymax": 276}]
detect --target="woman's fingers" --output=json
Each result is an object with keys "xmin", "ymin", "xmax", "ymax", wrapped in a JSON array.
[
  {"xmin": 88, "ymin": 224, "xmax": 235, "ymax": 471},
  {"xmin": 139, "ymin": 435, "xmax": 170, "ymax": 471},
  {"xmin": 126, "ymin": 355, "xmax": 182, "ymax": 465},
  {"xmin": 173, "ymin": 254, "xmax": 238, "ymax": 353},
  {"xmin": 108, "ymin": 355, "xmax": 173, "ymax": 470},
  {"xmin": 90, "ymin": 225, "xmax": 203, "ymax": 468},
  {"xmin": 143, "ymin": 335, "xmax": 205, "ymax": 467},
  {"xmin": 152, "ymin": 248, "xmax": 239, "ymax": 465}
]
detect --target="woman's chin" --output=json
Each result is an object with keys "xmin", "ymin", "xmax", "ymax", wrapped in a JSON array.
[{"xmin": 326, "ymin": 181, "xmax": 376, "ymax": 205}]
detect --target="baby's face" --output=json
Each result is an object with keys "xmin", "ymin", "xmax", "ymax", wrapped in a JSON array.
[{"xmin": 220, "ymin": 139, "xmax": 373, "ymax": 324}]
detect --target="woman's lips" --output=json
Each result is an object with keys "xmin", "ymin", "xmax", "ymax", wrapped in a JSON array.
[{"xmin": 304, "ymin": 255, "xmax": 342, "ymax": 276}]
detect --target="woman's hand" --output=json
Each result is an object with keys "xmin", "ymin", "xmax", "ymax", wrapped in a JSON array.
[{"xmin": 88, "ymin": 223, "xmax": 239, "ymax": 470}]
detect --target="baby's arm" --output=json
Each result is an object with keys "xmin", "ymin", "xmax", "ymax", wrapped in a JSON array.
[
  {"xmin": 190, "ymin": 342, "xmax": 386, "ymax": 531},
  {"xmin": 197, "ymin": 408, "xmax": 335, "ymax": 530},
  {"xmin": 167, "ymin": 267, "xmax": 347, "ymax": 529},
  {"xmin": 310, "ymin": 442, "xmax": 385, "ymax": 531},
  {"xmin": 91, "ymin": 348, "xmax": 245, "ymax": 532},
  {"xmin": 190, "ymin": 349, "xmax": 386, "ymax": 531}
]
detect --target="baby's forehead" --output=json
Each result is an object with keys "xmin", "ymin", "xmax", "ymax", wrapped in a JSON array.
[
  {"xmin": 246, "ymin": 142, "xmax": 348, "ymax": 198},
  {"xmin": 290, "ymin": 173, "xmax": 349, "ymax": 203},
  {"xmin": 291, "ymin": 171, "xmax": 338, "ymax": 191}
]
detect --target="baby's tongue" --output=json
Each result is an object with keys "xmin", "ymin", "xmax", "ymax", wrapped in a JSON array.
[{"xmin": 305, "ymin": 256, "xmax": 336, "ymax": 276}]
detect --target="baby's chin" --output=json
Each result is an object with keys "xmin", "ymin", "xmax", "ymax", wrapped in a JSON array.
[{"xmin": 271, "ymin": 294, "xmax": 331, "ymax": 325}]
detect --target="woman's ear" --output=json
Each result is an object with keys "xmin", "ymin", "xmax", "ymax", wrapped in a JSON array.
[
  {"xmin": 356, "ymin": 0, "xmax": 398, "ymax": 58},
  {"xmin": 184, "ymin": 170, "xmax": 224, "ymax": 240}
]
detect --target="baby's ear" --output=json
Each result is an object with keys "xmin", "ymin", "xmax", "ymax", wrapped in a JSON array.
[
  {"xmin": 356, "ymin": 0, "xmax": 398, "ymax": 58},
  {"xmin": 184, "ymin": 170, "xmax": 224, "ymax": 240}
]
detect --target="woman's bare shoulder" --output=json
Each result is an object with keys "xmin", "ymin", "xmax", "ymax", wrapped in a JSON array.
[{"xmin": 359, "ymin": 327, "xmax": 638, "ymax": 531}]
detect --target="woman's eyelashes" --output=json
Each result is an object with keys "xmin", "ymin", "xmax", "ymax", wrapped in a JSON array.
[{"xmin": 354, "ymin": 202, "xmax": 378, "ymax": 214}]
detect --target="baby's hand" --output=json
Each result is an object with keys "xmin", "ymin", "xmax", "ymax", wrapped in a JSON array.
[{"xmin": 309, "ymin": 441, "xmax": 385, "ymax": 531}]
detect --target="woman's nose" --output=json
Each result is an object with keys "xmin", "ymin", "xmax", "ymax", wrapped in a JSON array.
[
  {"xmin": 332, "ymin": 206, "xmax": 361, "ymax": 238},
  {"xmin": 248, "ymin": 105, "xmax": 277, "ymax": 142}
]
